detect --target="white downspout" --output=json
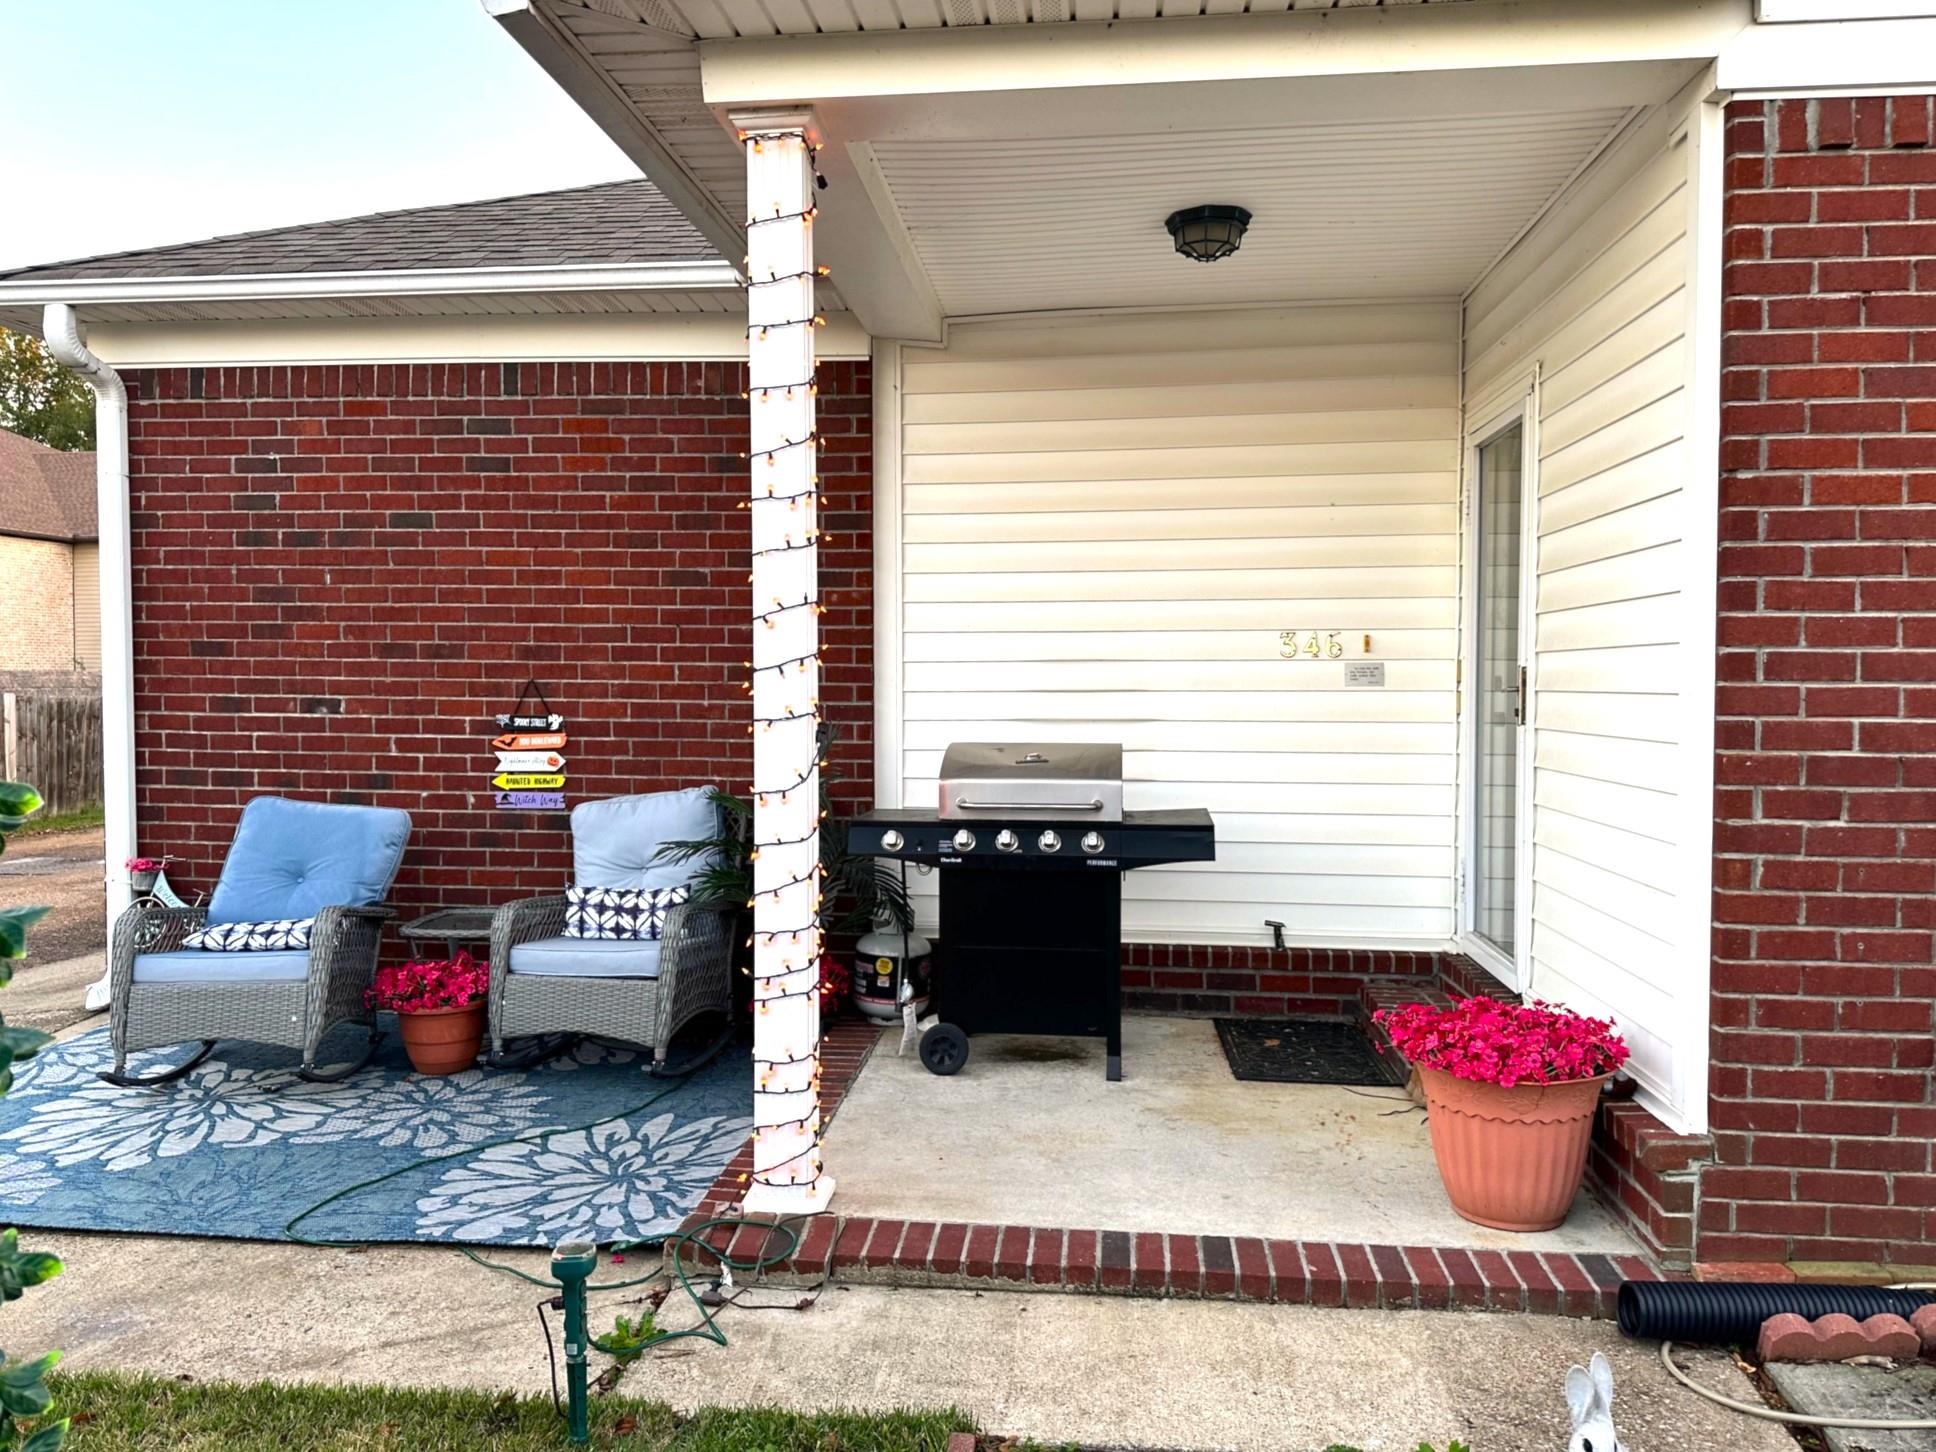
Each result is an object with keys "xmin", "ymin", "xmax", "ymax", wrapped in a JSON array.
[{"xmin": 43, "ymin": 303, "xmax": 133, "ymax": 1011}]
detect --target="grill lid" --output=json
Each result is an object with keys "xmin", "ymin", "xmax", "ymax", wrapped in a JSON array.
[{"xmin": 938, "ymin": 742, "xmax": 1124, "ymax": 821}]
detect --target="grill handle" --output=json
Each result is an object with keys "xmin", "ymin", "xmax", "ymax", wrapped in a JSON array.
[{"xmin": 952, "ymin": 797, "xmax": 1106, "ymax": 812}]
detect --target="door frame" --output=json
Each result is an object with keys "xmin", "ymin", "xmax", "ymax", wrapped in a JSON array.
[{"xmin": 1456, "ymin": 371, "xmax": 1540, "ymax": 989}]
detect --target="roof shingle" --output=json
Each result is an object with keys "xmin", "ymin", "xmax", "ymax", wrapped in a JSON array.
[
  {"xmin": 0, "ymin": 428, "xmax": 96, "ymax": 542},
  {"xmin": 0, "ymin": 179, "xmax": 716, "ymax": 284}
]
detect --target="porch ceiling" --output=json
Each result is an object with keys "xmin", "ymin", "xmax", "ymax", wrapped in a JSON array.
[
  {"xmin": 861, "ymin": 108, "xmax": 1632, "ymax": 316},
  {"xmin": 488, "ymin": 0, "xmax": 1486, "ymax": 254},
  {"xmin": 490, "ymin": 0, "xmax": 1722, "ymax": 336}
]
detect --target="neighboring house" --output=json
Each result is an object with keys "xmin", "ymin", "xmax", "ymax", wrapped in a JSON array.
[
  {"xmin": 0, "ymin": 0, "xmax": 1931, "ymax": 1269},
  {"xmin": 0, "ymin": 426, "xmax": 99, "ymax": 679}
]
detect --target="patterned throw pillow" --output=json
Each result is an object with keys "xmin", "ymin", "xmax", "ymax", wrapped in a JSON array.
[
  {"xmin": 182, "ymin": 916, "xmax": 316, "ymax": 951},
  {"xmin": 565, "ymin": 884, "xmax": 690, "ymax": 941}
]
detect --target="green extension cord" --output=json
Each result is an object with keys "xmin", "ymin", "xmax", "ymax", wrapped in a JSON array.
[
  {"xmin": 281, "ymin": 1082, "xmax": 809, "ymax": 1396},
  {"xmin": 283, "ymin": 1080, "xmax": 687, "ymax": 1270}
]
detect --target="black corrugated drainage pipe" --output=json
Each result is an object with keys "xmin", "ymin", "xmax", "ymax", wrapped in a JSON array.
[{"xmin": 1618, "ymin": 1279, "xmax": 1936, "ymax": 1344}]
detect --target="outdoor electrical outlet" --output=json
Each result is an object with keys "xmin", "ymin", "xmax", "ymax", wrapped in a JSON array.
[{"xmin": 551, "ymin": 1238, "xmax": 600, "ymax": 1446}]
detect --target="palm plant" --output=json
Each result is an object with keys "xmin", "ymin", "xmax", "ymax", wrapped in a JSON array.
[{"xmin": 655, "ymin": 729, "xmax": 914, "ymax": 935}]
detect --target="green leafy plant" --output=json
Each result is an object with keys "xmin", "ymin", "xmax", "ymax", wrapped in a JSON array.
[
  {"xmin": 656, "ymin": 727, "xmax": 914, "ymax": 937},
  {"xmin": 591, "ymin": 1310, "xmax": 663, "ymax": 1367},
  {"xmin": 0, "ymin": 782, "xmax": 64, "ymax": 1450},
  {"xmin": 0, "ymin": 785, "xmax": 51, "ymax": 972}
]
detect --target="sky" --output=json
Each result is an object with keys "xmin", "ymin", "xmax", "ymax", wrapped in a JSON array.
[{"xmin": 0, "ymin": 0, "xmax": 637, "ymax": 272}]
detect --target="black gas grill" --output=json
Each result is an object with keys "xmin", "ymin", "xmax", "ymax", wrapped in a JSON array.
[{"xmin": 848, "ymin": 743, "xmax": 1215, "ymax": 1080}]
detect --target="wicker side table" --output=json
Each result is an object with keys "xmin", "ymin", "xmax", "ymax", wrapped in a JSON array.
[{"xmin": 399, "ymin": 907, "xmax": 497, "ymax": 962}]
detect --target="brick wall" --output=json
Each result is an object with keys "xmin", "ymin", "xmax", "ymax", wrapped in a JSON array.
[
  {"xmin": 124, "ymin": 360, "xmax": 872, "ymax": 929},
  {"xmin": 1124, "ymin": 945, "xmax": 1444, "ymax": 1018},
  {"xmin": 1713, "ymin": 96, "xmax": 1936, "ymax": 1266},
  {"xmin": 0, "ymin": 536, "xmax": 79, "ymax": 672}
]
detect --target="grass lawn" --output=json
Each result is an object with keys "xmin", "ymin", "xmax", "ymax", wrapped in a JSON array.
[
  {"xmin": 15, "ymin": 804, "xmax": 106, "ymax": 836},
  {"xmin": 49, "ymin": 1372, "xmax": 982, "ymax": 1451}
]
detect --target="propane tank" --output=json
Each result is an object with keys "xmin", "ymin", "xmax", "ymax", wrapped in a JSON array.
[{"xmin": 852, "ymin": 919, "xmax": 933, "ymax": 1024}]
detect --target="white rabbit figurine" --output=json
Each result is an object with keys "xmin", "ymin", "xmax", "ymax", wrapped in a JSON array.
[{"xmin": 1564, "ymin": 1351, "xmax": 1625, "ymax": 1452}]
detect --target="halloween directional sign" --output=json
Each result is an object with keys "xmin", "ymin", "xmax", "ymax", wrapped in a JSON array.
[
  {"xmin": 494, "ymin": 772, "xmax": 566, "ymax": 791},
  {"xmin": 493, "ymin": 732, "xmax": 567, "ymax": 752},
  {"xmin": 495, "ymin": 750, "xmax": 566, "ymax": 771},
  {"xmin": 496, "ymin": 790, "xmax": 566, "ymax": 810},
  {"xmin": 491, "ymin": 682, "xmax": 567, "ymax": 810}
]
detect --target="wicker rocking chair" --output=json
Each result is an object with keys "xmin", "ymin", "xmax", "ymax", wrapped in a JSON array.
[
  {"xmin": 488, "ymin": 787, "xmax": 735, "ymax": 1074},
  {"xmin": 103, "ymin": 797, "xmax": 411, "ymax": 1087}
]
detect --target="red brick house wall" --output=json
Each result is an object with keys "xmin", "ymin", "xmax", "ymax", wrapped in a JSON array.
[
  {"xmin": 123, "ymin": 360, "xmax": 873, "ymax": 926},
  {"xmin": 1712, "ymin": 96, "xmax": 1936, "ymax": 1266}
]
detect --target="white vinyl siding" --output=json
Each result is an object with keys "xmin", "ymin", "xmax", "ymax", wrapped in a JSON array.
[
  {"xmin": 889, "ymin": 304, "xmax": 1463, "ymax": 946},
  {"xmin": 1464, "ymin": 109, "xmax": 1698, "ymax": 1120},
  {"xmin": 72, "ymin": 541, "xmax": 101, "ymax": 671}
]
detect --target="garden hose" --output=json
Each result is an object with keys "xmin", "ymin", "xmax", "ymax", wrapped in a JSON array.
[
  {"xmin": 1660, "ymin": 1340, "xmax": 1936, "ymax": 1432},
  {"xmin": 1631, "ymin": 1280, "xmax": 1936, "ymax": 1434}
]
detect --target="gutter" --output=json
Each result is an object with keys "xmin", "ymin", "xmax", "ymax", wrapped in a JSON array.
[
  {"xmin": 42, "ymin": 304, "xmax": 134, "ymax": 1001},
  {"xmin": 0, "ymin": 259, "xmax": 741, "ymax": 311}
]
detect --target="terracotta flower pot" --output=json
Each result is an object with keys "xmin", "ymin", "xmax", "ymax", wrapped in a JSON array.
[
  {"xmin": 396, "ymin": 1001, "xmax": 486, "ymax": 1076},
  {"xmin": 1417, "ymin": 1065, "xmax": 1610, "ymax": 1232}
]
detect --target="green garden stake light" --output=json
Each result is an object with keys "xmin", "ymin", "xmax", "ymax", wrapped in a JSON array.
[{"xmin": 551, "ymin": 1238, "xmax": 599, "ymax": 1445}]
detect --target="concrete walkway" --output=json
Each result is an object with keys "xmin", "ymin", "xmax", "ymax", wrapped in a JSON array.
[
  {"xmin": 4, "ymin": 950, "xmax": 103, "ymax": 1036},
  {"xmin": 0, "ymin": 825, "xmax": 106, "ymax": 962},
  {"xmin": 9, "ymin": 1229, "xmax": 1793, "ymax": 1451}
]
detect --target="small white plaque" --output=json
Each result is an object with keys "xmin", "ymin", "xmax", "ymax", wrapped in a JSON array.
[{"xmin": 1344, "ymin": 662, "xmax": 1386, "ymax": 688}]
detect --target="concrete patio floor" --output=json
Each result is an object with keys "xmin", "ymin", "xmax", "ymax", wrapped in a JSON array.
[
  {"xmin": 9, "ymin": 1228, "xmax": 1792, "ymax": 1452},
  {"xmin": 821, "ymin": 1015, "xmax": 1638, "ymax": 1255}
]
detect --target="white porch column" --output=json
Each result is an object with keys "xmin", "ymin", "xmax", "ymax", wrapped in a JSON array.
[{"xmin": 737, "ymin": 110, "xmax": 834, "ymax": 1218}]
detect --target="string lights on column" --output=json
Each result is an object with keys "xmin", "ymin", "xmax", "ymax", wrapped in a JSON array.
[{"xmin": 737, "ymin": 114, "xmax": 836, "ymax": 1215}]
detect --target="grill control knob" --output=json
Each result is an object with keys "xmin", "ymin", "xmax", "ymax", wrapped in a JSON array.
[
  {"xmin": 951, "ymin": 828, "xmax": 977, "ymax": 853},
  {"xmin": 880, "ymin": 829, "xmax": 904, "ymax": 853},
  {"xmin": 1081, "ymin": 831, "xmax": 1106, "ymax": 855},
  {"xmin": 1037, "ymin": 830, "xmax": 1062, "ymax": 854},
  {"xmin": 995, "ymin": 829, "xmax": 1019, "ymax": 853}
]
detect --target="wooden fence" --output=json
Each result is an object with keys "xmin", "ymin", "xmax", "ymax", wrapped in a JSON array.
[{"xmin": 2, "ymin": 692, "xmax": 103, "ymax": 818}]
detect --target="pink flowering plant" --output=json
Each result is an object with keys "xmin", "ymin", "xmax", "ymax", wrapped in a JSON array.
[
  {"xmin": 125, "ymin": 856, "xmax": 168, "ymax": 873},
  {"xmin": 367, "ymin": 951, "xmax": 489, "ymax": 1015},
  {"xmin": 1374, "ymin": 996, "xmax": 1629, "ymax": 1089}
]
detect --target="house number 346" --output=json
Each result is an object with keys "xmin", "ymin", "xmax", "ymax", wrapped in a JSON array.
[{"xmin": 1280, "ymin": 631, "xmax": 1345, "ymax": 659}]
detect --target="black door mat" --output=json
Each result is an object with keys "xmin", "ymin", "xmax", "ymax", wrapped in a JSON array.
[{"xmin": 1213, "ymin": 1017, "xmax": 1400, "ymax": 1086}]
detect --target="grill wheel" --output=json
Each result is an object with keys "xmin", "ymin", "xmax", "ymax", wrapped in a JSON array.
[{"xmin": 918, "ymin": 1022, "xmax": 970, "ymax": 1076}]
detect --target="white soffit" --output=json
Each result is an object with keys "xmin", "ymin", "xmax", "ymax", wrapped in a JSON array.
[
  {"xmin": 545, "ymin": 4, "xmax": 747, "ymax": 216},
  {"xmin": 569, "ymin": 0, "xmax": 1462, "ymax": 41},
  {"xmin": 861, "ymin": 109, "xmax": 1632, "ymax": 315},
  {"xmin": 528, "ymin": 0, "xmax": 1482, "ymax": 224}
]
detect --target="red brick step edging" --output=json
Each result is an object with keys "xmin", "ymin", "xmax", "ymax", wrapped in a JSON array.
[
  {"xmin": 725, "ymin": 1216, "xmax": 1656, "ymax": 1319},
  {"xmin": 678, "ymin": 1209, "xmax": 1664, "ymax": 1320}
]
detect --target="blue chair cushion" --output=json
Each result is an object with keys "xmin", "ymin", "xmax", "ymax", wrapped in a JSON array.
[
  {"xmin": 508, "ymin": 935, "xmax": 663, "ymax": 980},
  {"xmin": 133, "ymin": 949, "xmax": 311, "ymax": 984},
  {"xmin": 571, "ymin": 788, "xmax": 717, "ymax": 893},
  {"xmin": 206, "ymin": 797, "xmax": 411, "ymax": 926}
]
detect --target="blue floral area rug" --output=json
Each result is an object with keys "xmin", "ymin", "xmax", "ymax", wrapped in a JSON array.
[{"xmin": 0, "ymin": 1026, "xmax": 750, "ymax": 1247}]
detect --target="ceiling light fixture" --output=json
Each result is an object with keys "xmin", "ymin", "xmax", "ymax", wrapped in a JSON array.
[{"xmin": 1165, "ymin": 204, "xmax": 1252, "ymax": 263}]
